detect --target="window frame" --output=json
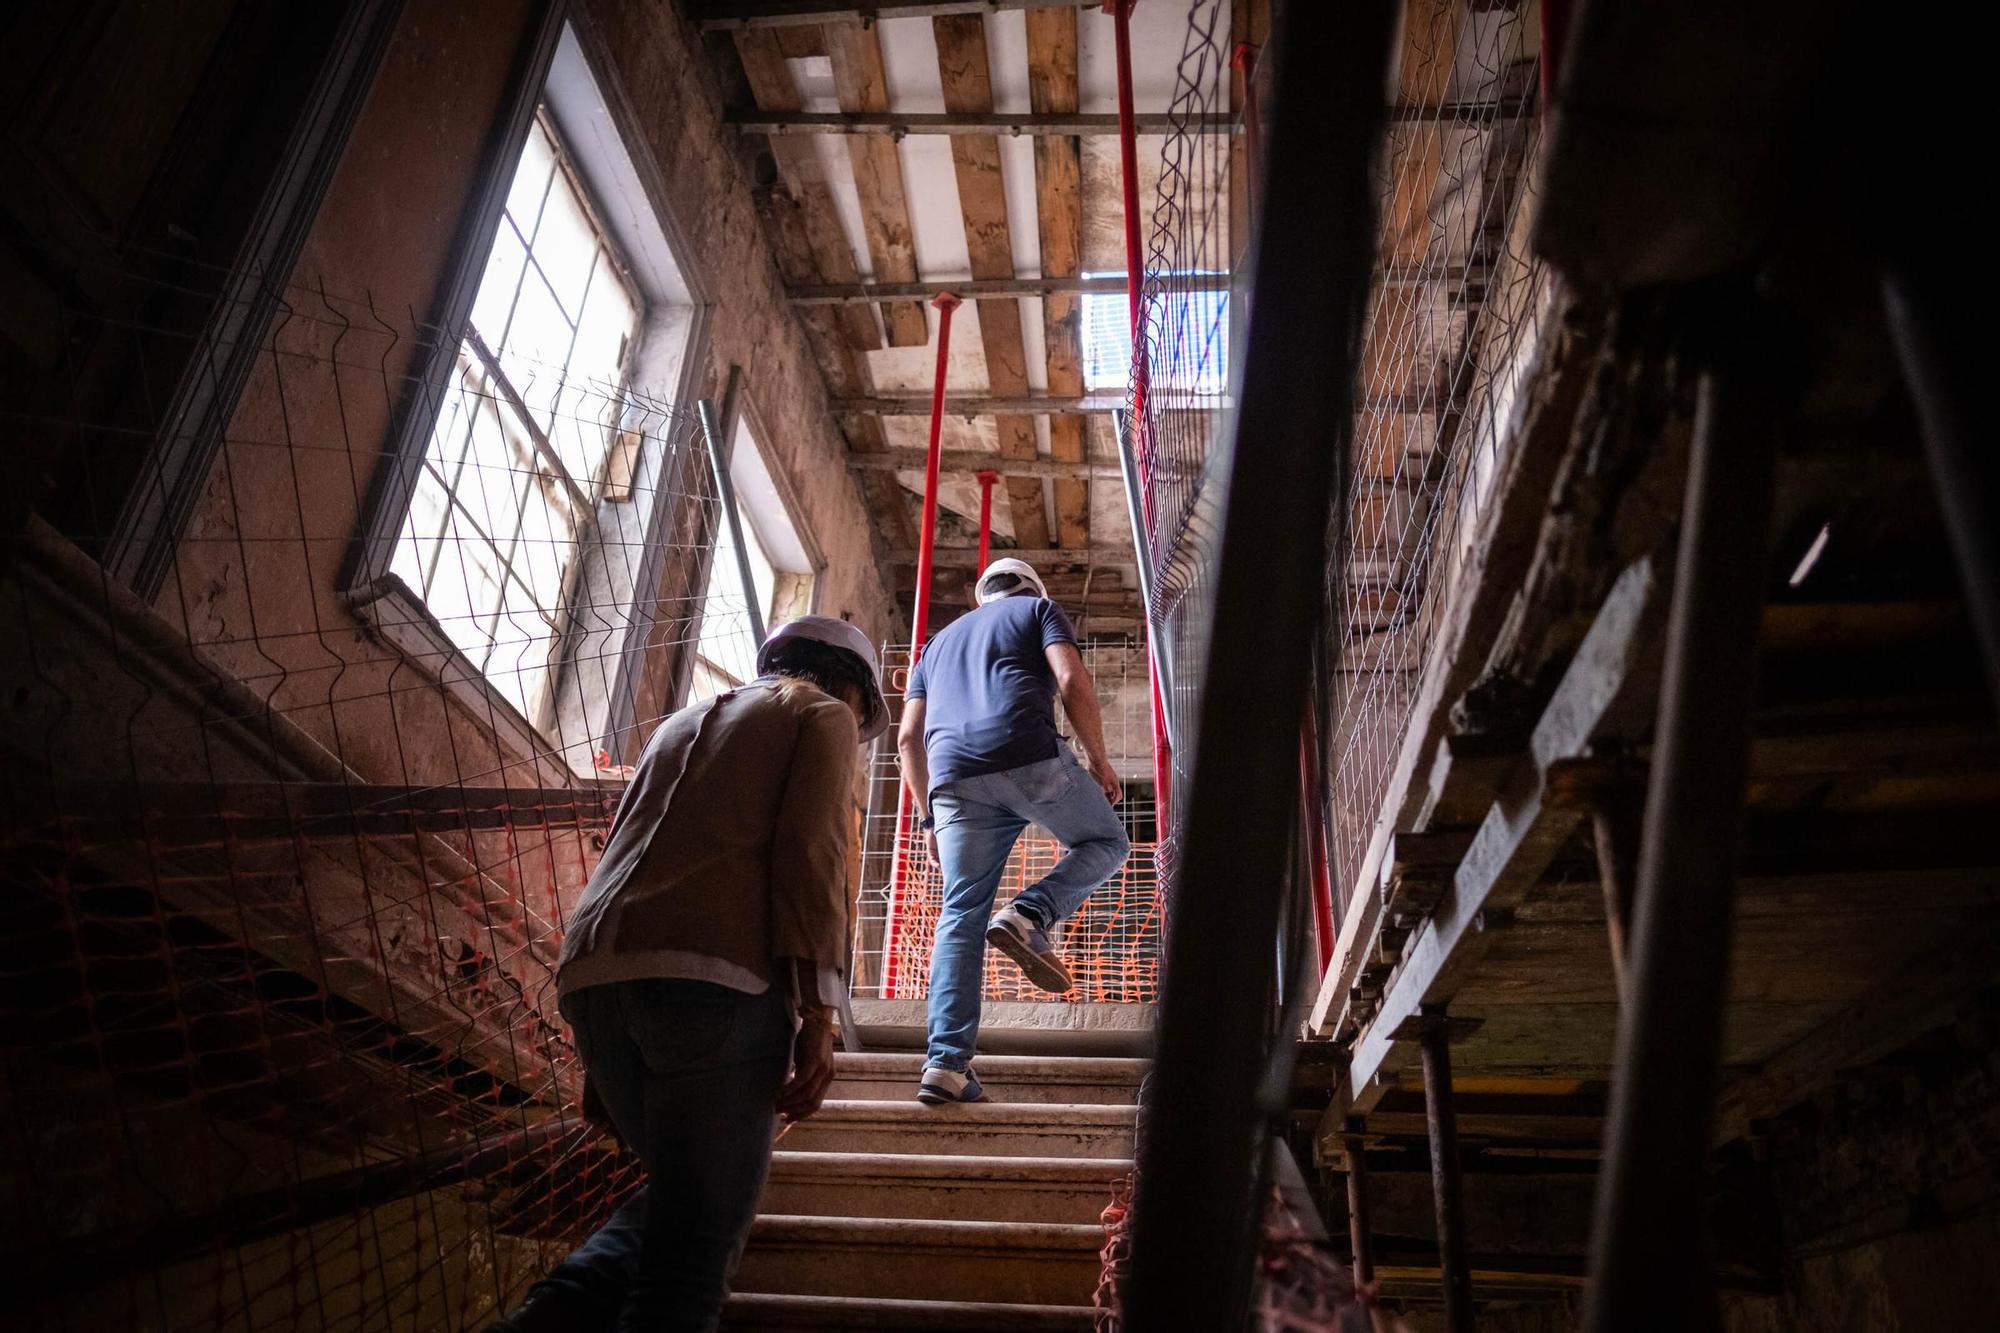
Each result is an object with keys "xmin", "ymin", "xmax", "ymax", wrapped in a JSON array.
[{"xmin": 340, "ymin": 8, "xmax": 711, "ymax": 776}]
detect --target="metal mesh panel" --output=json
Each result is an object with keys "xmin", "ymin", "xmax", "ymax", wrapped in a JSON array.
[
  {"xmin": 1321, "ymin": 2, "xmax": 1547, "ymax": 910},
  {"xmin": 2, "ymin": 255, "xmax": 760, "ymax": 1329}
]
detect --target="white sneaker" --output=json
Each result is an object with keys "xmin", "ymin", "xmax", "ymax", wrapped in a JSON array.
[
  {"xmin": 986, "ymin": 903, "xmax": 1074, "ymax": 993},
  {"xmin": 917, "ymin": 1065, "xmax": 987, "ymax": 1105}
]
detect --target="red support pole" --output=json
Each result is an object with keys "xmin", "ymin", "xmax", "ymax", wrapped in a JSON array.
[
  {"xmin": 1110, "ymin": 0, "xmax": 1176, "ymax": 832},
  {"xmin": 1231, "ymin": 42, "xmax": 1263, "ymax": 195},
  {"xmin": 976, "ymin": 469, "xmax": 997, "ymax": 572},
  {"xmin": 882, "ymin": 291, "xmax": 961, "ymax": 1000}
]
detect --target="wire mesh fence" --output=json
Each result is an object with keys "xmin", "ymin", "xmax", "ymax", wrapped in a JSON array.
[
  {"xmin": 849, "ymin": 640, "xmax": 1164, "ymax": 1004},
  {"xmin": 1319, "ymin": 0, "xmax": 1548, "ymax": 917},
  {"xmin": 2, "ymin": 253, "xmax": 765, "ymax": 1329}
]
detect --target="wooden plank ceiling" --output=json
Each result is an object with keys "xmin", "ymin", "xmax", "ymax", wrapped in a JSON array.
[{"xmin": 708, "ymin": 1, "xmax": 1247, "ymax": 637}]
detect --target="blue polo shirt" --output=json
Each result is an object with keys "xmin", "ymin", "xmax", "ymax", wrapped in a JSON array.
[{"xmin": 905, "ymin": 595, "xmax": 1077, "ymax": 789}]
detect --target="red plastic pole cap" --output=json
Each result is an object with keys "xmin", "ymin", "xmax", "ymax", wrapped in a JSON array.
[{"xmin": 931, "ymin": 290, "xmax": 962, "ymax": 314}]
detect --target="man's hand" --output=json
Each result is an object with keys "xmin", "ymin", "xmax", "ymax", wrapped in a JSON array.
[
  {"xmin": 777, "ymin": 1010, "xmax": 836, "ymax": 1122},
  {"xmin": 1086, "ymin": 753, "xmax": 1124, "ymax": 806},
  {"xmin": 924, "ymin": 828, "xmax": 941, "ymax": 870}
]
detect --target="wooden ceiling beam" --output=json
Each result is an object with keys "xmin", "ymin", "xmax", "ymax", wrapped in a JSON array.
[
  {"xmin": 733, "ymin": 28, "xmax": 881, "ymax": 352},
  {"xmin": 790, "ymin": 273, "xmax": 1231, "ymax": 303},
  {"xmin": 933, "ymin": 12, "xmax": 1052, "ymax": 550},
  {"xmin": 887, "ymin": 545, "xmax": 1119, "ymax": 566},
  {"xmin": 831, "ymin": 391, "xmax": 1440, "ymax": 415},
  {"xmin": 825, "ymin": 22, "xmax": 929, "ymax": 346},
  {"xmin": 848, "ymin": 448, "xmax": 1122, "ymax": 479},
  {"xmin": 700, "ymin": 0, "xmax": 1093, "ymax": 30},
  {"xmin": 1027, "ymin": 6, "xmax": 1089, "ymax": 550},
  {"xmin": 728, "ymin": 110, "xmax": 1233, "ymax": 135}
]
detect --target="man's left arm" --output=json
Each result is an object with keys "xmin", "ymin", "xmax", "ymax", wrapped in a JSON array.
[
  {"xmin": 1047, "ymin": 641, "xmax": 1123, "ymax": 805},
  {"xmin": 771, "ymin": 699, "xmax": 858, "ymax": 1120}
]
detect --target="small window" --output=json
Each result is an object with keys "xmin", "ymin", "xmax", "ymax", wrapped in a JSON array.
[
  {"xmin": 689, "ymin": 414, "xmax": 817, "ymax": 704},
  {"xmin": 1082, "ymin": 272, "xmax": 1230, "ymax": 394}
]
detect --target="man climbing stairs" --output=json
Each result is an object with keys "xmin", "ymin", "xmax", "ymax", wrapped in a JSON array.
[{"xmin": 723, "ymin": 1052, "xmax": 1145, "ymax": 1330}]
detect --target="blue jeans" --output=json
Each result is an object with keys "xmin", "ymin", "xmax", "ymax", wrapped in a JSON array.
[
  {"xmin": 554, "ymin": 978, "xmax": 793, "ymax": 1332},
  {"xmin": 926, "ymin": 750, "xmax": 1130, "ymax": 1071}
]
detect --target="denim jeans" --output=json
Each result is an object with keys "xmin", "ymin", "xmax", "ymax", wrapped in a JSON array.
[
  {"xmin": 554, "ymin": 978, "xmax": 793, "ymax": 1332},
  {"xmin": 926, "ymin": 749, "xmax": 1130, "ymax": 1071}
]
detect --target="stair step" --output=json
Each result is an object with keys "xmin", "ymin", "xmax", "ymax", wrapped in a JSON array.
[
  {"xmin": 723, "ymin": 1292, "xmax": 1096, "ymax": 1330},
  {"xmin": 737, "ymin": 1215, "xmax": 1105, "ymax": 1306},
  {"xmin": 779, "ymin": 1101, "xmax": 1137, "ymax": 1159},
  {"xmin": 829, "ymin": 1052, "xmax": 1147, "ymax": 1105},
  {"xmin": 762, "ymin": 1150, "xmax": 1131, "ymax": 1224}
]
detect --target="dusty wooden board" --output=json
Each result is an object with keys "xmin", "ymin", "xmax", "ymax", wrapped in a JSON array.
[
  {"xmin": 1344, "ymin": 556, "xmax": 1668, "ymax": 1108},
  {"xmin": 933, "ymin": 13, "xmax": 1051, "ymax": 551},
  {"xmin": 1025, "ymin": 7, "xmax": 1088, "ymax": 551},
  {"xmin": 824, "ymin": 21, "xmax": 928, "ymax": 346},
  {"xmin": 733, "ymin": 28, "xmax": 880, "ymax": 351}
]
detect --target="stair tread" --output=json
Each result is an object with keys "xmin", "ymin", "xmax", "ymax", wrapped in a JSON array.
[
  {"xmin": 750, "ymin": 1214, "xmax": 1104, "ymax": 1248},
  {"xmin": 808, "ymin": 1099, "xmax": 1137, "ymax": 1123},
  {"xmin": 832, "ymin": 1052, "xmax": 1148, "ymax": 1078},
  {"xmin": 769, "ymin": 1149, "xmax": 1133, "ymax": 1179},
  {"xmin": 723, "ymin": 1292, "xmax": 1096, "ymax": 1329}
]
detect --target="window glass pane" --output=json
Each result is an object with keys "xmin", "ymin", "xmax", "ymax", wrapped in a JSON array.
[
  {"xmin": 471, "ymin": 220, "xmax": 529, "ymax": 346},
  {"xmin": 501, "ymin": 271, "xmax": 575, "ymax": 428},
  {"xmin": 505, "ymin": 121, "xmax": 557, "ymax": 247},
  {"xmin": 531, "ymin": 166, "xmax": 602, "ymax": 323}
]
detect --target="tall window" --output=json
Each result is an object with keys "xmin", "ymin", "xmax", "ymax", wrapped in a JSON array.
[{"xmin": 390, "ymin": 114, "xmax": 642, "ymax": 727}]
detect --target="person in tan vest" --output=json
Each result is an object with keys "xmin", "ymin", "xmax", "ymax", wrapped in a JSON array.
[{"xmin": 492, "ymin": 615, "xmax": 885, "ymax": 1333}]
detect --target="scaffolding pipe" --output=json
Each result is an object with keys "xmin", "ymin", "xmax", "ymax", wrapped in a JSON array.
[
  {"xmin": 1343, "ymin": 1124, "xmax": 1376, "ymax": 1290},
  {"xmin": 1114, "ymin": 417, "xmax": 1174, "ymax": 755},
  {"xmin": 1111, "ymin": 0, "xmax": 1176, "ymax": 828},
  {"xmin": 882, "ymin": 291, "xmax": 962, "ymax": 1000},
  {"xmin": 698, "ymin": 398, "xmax": 765, "ymax": 649},
  {"xmin": 1422, "ymin": 1007, "xmax": 1474, "ymax": 1333},
  {"xmin": 976, "ymin": 468, "xmax": 997, "ymax": 571},
  {"xmin": 1584, "ymin": 313, "xmax": 1777, "ymax": 1331}
]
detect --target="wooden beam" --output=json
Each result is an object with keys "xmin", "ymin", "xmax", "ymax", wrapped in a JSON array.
[
  {"xmin": 733, "ymin": 29, "xmax": 880, "ymax": 351},
  {"xmin": 789, "ymin": 270, "xmax": 1466, "ymax": 304},
  {"xmin": 728, "ymin": 110, "xmax": 1235, "ymax": 135},
  {"xmin": 933, "ymin": 12, "xmax": 1051, "ymax": 551},
  {"xmin": 825, "ymin": 22, "xmax": 929, "ymax": 346},
  {"xmin": 725, "ymin": 106, "xmax": 1516, "ymax": 133},
  {"xmin": 1027, "ymin": 5, "xmax": 1089, "ymax": 550},
  {"xmin": 1346, "ymin": 557, "xmax": 1669, "ymax": 1113},
  {"xmin": 848, "ymin": 448, "xmax": 1121, "ymax": 479},
  {"xmin": 887, "ymin": 545, "xmax": 1110, "ymax": 566},
  {"xmin": 832, "ymin": 392, "xmax": 1471, "ymax": 416},
  {"xmin": 700, "ymin": 0, "xmax": 1093, "ymax": 29}
]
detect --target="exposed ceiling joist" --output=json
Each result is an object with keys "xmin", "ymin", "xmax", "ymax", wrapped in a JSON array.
[
  {"xmin": 725, "ymin": 103, "xmax": 1523, "ymax": 133},
  {"xmin": 932, "ymin": 11, "xmax": 1052, "ymax": 550},
  {"xmin": 1027, "ymin": 5, "xmax": 1090, "ymax": 549},
  {"xmin": 699, "ymin": 0, "xmax": 1094, "ymax": 30},
  {"xmin": 788, "ymin": 268, "xmax": 1461, "ymax": 304},
  {"xmin": 847, "ymin": 448, "xmax": 1122, "ymax": 479},
  {"xmin": 835, "ymin": 393, "xmax": 1127, "ymax": 414},
  {"xmin": 887, "ymin": 545, "xmax": 1116, "ymax": 565},
  {"xmin": 727, "ymin": 110, "xmax": 1234, "ymax": 135}
]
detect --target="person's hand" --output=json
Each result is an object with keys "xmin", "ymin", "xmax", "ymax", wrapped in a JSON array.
[
  {"xmin": 924, "ymin": 828, "xmax": 941, "ymax": 870},
  {"xmin": 1087, "ymin": 754, "xmax": 1124, "ymax": 805},
  {"xmin": 777, "ymin": 1010, "xmax": 836, "ymax": 1122}
]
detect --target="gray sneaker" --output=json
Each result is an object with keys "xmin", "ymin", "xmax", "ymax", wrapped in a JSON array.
[{"xmin": 986, "ymin": 903, "xmax": 1074, "ymax": 994}]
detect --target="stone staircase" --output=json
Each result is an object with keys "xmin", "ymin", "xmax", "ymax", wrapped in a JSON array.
[{"xmin": 723, "ymin": 1051, "xmax": 1144, "ymax": 1330}]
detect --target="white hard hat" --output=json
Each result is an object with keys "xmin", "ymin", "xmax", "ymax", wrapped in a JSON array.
[
  {"xmin": 974, "ymin": 557, "xmax": 1048, "ymax": 605},
  {"xmin": 756, "ymin": 615, "xmax": 889, "ymax": 742}
]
